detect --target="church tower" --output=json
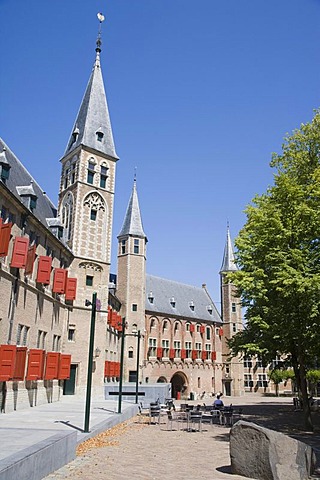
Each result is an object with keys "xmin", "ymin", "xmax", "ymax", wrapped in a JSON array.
[
  {"xmin": 57, "ymin": 24, "xmax": 118, "ymax": 389},
  {"xmin": 116, "ymin": 179, "xmax": 147, "ymax": 381},
  {"xmin": 220, "ymin": 226, "xmax": 244, "ymax": 396}
]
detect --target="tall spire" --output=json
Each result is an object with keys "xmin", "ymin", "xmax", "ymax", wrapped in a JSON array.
[
  {"xmin": 220, "ymin": 224, "xmax": 237, "ymax": 273},
  {"xmin": 64, "ymin": 14, "xmax": 118, "ymax": 159},
  {"xmin": 118, "ymin": 179, "xmax": 147, "ymax": 239}
]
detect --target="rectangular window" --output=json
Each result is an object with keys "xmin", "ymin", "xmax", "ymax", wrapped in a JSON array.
[
  {"xmin": 233, "ymin": 323, "xmax": 237, "ymax": 333},
  {"xmin": 90, "ymin": 209, "xmax": 97, "ymax": 221},
  {"xmin": 17, "ymin": 324, "xmax": 29, "ymax": 346},
  {"xmin": 68, "ymin": 327, "xmax": 75, "ymax": 342},
  {"xmin": 86, "ymin": 275, "xmax": 93, "ymax": 287},
  {"xmin": 232, "ymin": 302, "xmax": 236, "ymax": 313},
  {"xmin": 244, "ymin": 374, "xmax": 253, "ymax": 388},
  {"xmin": 206, "ymin": 327, "xmax": 211, "ymax": 340},
  {"xmin": 257, "ymin": 374, "xmax": 268, "ymax": 387},
  {"xmin": 205, "ymin": 343, "xmax": 211, "ymax": 360},
  {"xmin": 134, "ymin": 239, "xmax": 139, "ymax": 254},
  {"xmin": 244, "ymin": 356, "xmax": 252, "ymax": 368},
  {"xmin": 148, "ymin": 338, "xmax": 157, "ymax": 357},
  {"xmin": 87, "ymin": 170, "xmax": 94, "ymax": 184},
  {"xmin": 195, "ymin": 342, "xmax": 202, "ymax": 359},
  {"xmin": 37, "ymin": 330, "xmax": 47, "ymax": 350},
  {"xmin": 174, "ymin": 341, "xmax": 181, "ymax": 358},
  {"xmin": 128, "ymin": 350, "xmax": 134, "ymax": 359},
  {"xmin": 162, "ymin": 339, "xmax": 169, "ymax": 358},
  {"xmin": 185, "ymin": 341, "xmax": 192, "ymax": 359},
  {"xmin": 121, "ymin": 240, "xmax": 126, "ymax": 254},
  {"xmin": 132, "ymin": 304, "xmax": 137, "ymax": 312},
  {"xmin": 100, "ymin": 166, "xmax": 108, "ymax": 188},
  {"xmin": 52, "ymin": 335, "xmax": 61, "ymax": 352}
]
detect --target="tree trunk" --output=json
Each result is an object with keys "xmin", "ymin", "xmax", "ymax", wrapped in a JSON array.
[{"xmin": 299, "ymin": 363, "xmax": 313, "ymax": 432}]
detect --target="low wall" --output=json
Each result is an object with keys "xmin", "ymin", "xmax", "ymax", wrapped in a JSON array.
[
  {"xmin": 104, "ymin": 382, "xmax": 172, "ymax": 407},
  {"xmin": 1, "ymin": 380, "xmax": 62, "ymax": 413}
]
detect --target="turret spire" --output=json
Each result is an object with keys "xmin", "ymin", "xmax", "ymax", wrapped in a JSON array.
[
  {"xmin": 64, "ymin": 13, "xmax": 118, "ymax": 159},
  {"xmin": 220, "ymin": 225, "xmax": 237, "ymax": 273},
  {"xmin": 118, "ymin": 180, "xmax": 147, "ymax": 239}
]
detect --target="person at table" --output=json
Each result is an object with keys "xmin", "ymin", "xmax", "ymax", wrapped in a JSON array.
[{"xmin": 213, "ymin": 394, "xmax": 224, "ymax": 409}]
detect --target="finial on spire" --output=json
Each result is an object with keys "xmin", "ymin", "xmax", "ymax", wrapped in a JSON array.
[
  {"xmin": 96, "ymin": 12, "xmax": 105, "ymax": 54},
  {"xmin": 134, "ymin": 166, "xmax": 137, "ymax": 183}
]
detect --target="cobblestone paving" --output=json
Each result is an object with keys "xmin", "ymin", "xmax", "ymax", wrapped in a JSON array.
[{"xmin": 45, "ymin": 416, "xmax": 252, "ymax": 480}]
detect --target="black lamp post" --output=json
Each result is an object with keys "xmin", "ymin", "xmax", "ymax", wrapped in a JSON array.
[
  {"xmin": 84, "ymin": 292, "xmax": 97, "ymax": 433},
  {"xmin": 117, "ymin": 323, "xmax": 143, "ymax": 414}
]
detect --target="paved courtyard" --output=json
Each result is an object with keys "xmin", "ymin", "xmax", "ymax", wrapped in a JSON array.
[{"xmin": 44, "ymin": 394, "xmax": 320, "ymax": 480}]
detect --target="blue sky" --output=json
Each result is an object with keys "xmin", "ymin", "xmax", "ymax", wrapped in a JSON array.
[{"xmin": 1, "ymin": 0, "xmax": 320, "ymax": 307}]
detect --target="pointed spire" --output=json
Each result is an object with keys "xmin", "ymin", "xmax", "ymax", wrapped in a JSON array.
[
  {"xmin": 64, "ymin": 14, "xmax": 118, "ymax": 159},
  {"xmin": 118, "ymin": 179, "xmax": 147, "ymax": 239},
  {"xmin": 220, "ymin": 224, "xmax": 237, "ymax": 273}
]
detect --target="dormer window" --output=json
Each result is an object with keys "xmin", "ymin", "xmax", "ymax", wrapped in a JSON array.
[
  {"xmin": 189, "ymin": 301, "xmax": 195, "ymax": 311},
  {"xmin": 71, "ymin": 127, "xmax": 79, "ymax": 144},
  {"xmin": 0, "ymin": 148, "xmax": 11, "ymax": 184},
  {"xmin": 148, "ymin": 291, "xmax": 154, "ymax": 304},
  {"xmin": 16, "ymin": 184, "xmax": 37, "ymax": 212},
  {"xmin": 96, "ymin": 129, "xmax": 104, "ymax": 142},
  {"xmin": 207, "ymin": 305, "xmax": 213, "ymax": 315},
  {"xmin": 29, "ymin": 195, "xmax": 37, "ymax": 211},
  {"xmin": 170, "ymin": 297, "xmax": 176, "ymax": 308}
]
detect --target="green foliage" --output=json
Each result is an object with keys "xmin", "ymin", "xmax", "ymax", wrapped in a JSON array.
[
  {"xmin": 268, "ymin": 369, "xmax": 285, "ymax": 384},
  {"xmin": 306, "ymin": 369, "xmax": 320, "ymax": 385},
  {"xmin": 228, "ymin": 111, "xmax": 320, "ymax": 429}
]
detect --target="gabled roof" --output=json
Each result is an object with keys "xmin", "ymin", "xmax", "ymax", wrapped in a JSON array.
[
  {"xmin": 64, "ymin": 46, "xmax": 118, "ymax": 159},
  {"xmin": 118, "ymin": 180, "xmax": 147, "ymax": 239},
  {"xmin": 0, "ymin": 138, "xmax": 58, "ymax": 226},
  {"xmin": 145, "ymin": 274, "xmax": 221, "ymax": 324},
  {"xmin": 220, "ymin": 226, "xmax": 238, "ymax": 273}
]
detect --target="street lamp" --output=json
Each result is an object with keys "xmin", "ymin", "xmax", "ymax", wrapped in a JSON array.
[
  {"xmin": 117, "ymin": 321, "xmax": 143, "ymax": 414},
  {"xmin": 84, "ymin": 292, "xmax": 97, "ymax": 433}
]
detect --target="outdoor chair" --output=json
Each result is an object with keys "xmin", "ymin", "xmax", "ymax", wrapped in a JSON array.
[
  {"xmin": 166, "ymin": 410, "xmax": 187, "ymax": 430},
  {"xmin": 149, "ymin": 405, "xmax": 161, "ymax": 424},
  {"xmin": 188, "ymin": 411, "xmax": 203, "ymax": 432}
]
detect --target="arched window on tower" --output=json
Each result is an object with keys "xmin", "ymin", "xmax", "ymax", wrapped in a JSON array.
[
  {"xmin": 61, "ymin": 192, "xmax": 74, "ymax": 242},
  {"xmin": 100, "ymin": 163, "xmax": 109, "ymax": 188}
]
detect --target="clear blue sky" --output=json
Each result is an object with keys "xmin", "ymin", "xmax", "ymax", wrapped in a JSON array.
[{"xmin": 1, "ymin": 0, "xmax": 320, "ymax": 307}]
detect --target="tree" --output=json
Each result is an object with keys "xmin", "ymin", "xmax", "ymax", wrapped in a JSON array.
[
  {"xmin": 268, "ymin": 369, "xmax": 285, "ymax": 397},
  {"xmin": 228, "ymin": 111, "xmax": 320, "ymax": 431}
]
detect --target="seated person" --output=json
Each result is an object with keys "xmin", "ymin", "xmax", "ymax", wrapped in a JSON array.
[{"xmin": 213, "ymin": 395, "xmax": 224, "ymax": 409}]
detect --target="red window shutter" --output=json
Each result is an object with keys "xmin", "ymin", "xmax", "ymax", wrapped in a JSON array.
[
  {"xmin": 169, "ymin": 348, "xmax": 175, "ymax": 359},
  {"xmin": 109, "ymin": 361, "xmax": 115, "ymax": 377},
  {"xmin": 36, "ymin": 256, "xmax": 52, "ymax": 284},
  {"xmin": 104, "ymin": 361, "xmax": 110, "ymax": 377},
  {"xmin": 107, "ymin": 307, "xmax": 112, "ymax": 325},
  {"xmin": 115, "ymin": 362, "xmax": 120, "ymax": 377},
  {"xmin": 0, "ymin": 222, "xmax": 12, "ymax": 257},
  {"xmin": 13, "ymin": 346, "xmax": 27, "ymax": 381},
  {"xmin": 25, "ymin": 244, "xmax": 37, "ymax": 275},
  {"xmin": 192, "ymin": 349, "xmax": 197, "ymax": 360},
  {"xmin": 189, "ymin": 324, "xmax": 195, "ymax": 333},
  {"xmin": 200, "ymin": 326, "xmax": 205, "ymax": 334},
  {"xmin": 10, "ymin": 237, "xmax": 29, "ymax": 268},
  {"xmin": 26, "ymin": 349, "xmax": 45, "ymax": 381},
  {"xmin": 201, "ymin": 350, "xmax": 207, "ymax": 361},
  {"xmin": 111, "ymin": 311, "xmax": 118, "ymax": 328},
  {"xmin": 156, "ymin": 347, "xmax": 163, "ymax": 359},
  {"xmin": 58, "ymin": 354, "xmax": 71, "ymax": 380},
  {"xmin": 211, "ymin": 351, "xmax": 217, "ymax": 361},
  {"xmin": 219, "ymin": 328, "xmax": 224, "ymax": 337},
  {"xmin": 52, "ymin": 269, "xmax": 67, "ymax": 294},
  {"xmin": 181, "ymin": 349, "xmax": 186, "ymax": 360},
  {"xmin": 117, "ymin": 314, "xmax": 123, "ymax": 332},
  {"xmin": 65, "ymin": 278, "xmax": 77, "ymax": 301},
  {"xmin": 0, "ymin": 345, "xmax": 16, "ymax": 381},
  {"xmin": 44, "ymin": 352, "xmax": 60, "ymax": 380}
]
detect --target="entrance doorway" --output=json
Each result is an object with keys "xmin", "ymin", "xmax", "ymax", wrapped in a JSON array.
[
  {"xmin": 224, "ymin": 381, "xmax": 231, "ymax": 396},
  {"xmin": 63, "ymin": 364, "xmax": 77, "ymax": 395},
  {"xmin": 171, "ymin": 372, "xmax": 188, "ymax": 399}
]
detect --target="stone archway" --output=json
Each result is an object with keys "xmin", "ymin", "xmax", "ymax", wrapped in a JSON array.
[
  {"xmin": 171, "ymin": 372, "xmax": 188, "ymax": 400},
  {"xmin": 157, "ymin": 376, "xmax": 167, "ymax": 383}
]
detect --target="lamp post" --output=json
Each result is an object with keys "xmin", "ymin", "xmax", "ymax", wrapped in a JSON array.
[
  {"xmin": 135, "ymin": 330, "xmax": 141, "ymax": 404},
  {"xmin": 84, "ymin": 292, "xmax": 97, "ymax": 433},
  {"xmin": 117, "ymin": 322, "xmax": 143, "ymax": 413}
]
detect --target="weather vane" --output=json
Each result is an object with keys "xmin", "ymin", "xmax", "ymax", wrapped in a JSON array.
[{"xmin": 96, "ymin": 12, "xmax": 105, "ymax": 53}]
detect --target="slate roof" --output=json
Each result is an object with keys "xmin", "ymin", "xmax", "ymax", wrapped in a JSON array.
[
  {"xmin": 0, "ymin": 138, "xmax": 58, "ymax": 226},
  {"xmin": 64, "ymin": 47, "xmax": 118, "ymax": 159},
  {"xmin": 118, "ymin": 180, "xmax": 147, "ymax": 239},
  {"xmin": 220, "ymin": 227, "xmax": 238, "ymax": 273},
  {"xmin": 145, "ymin": 274, "xmax": 221, "ymax": 324}
]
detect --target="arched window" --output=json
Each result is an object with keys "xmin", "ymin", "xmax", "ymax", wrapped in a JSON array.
[{"xmin": 61, "ymin": 192, "xmax": 74, "ymax": 242}]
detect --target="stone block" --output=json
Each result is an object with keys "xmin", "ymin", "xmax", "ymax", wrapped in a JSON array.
[{"xmin": 230, "ymin": 420, "xmax": 316, "ymax": 480}]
